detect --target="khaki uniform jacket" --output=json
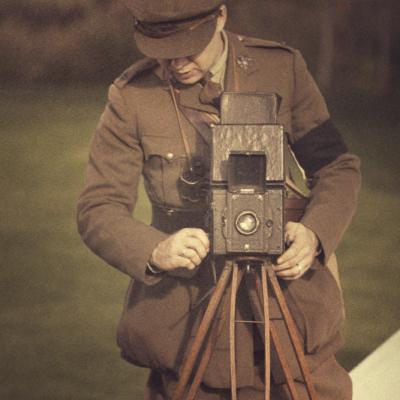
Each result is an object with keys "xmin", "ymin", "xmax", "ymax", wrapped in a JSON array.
[{"xmin": 77, "ymin": 32, "xmax": 361, "ymax": 388}]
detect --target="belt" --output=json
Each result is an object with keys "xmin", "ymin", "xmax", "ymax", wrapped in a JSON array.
[
  {"xmin": 151, "ymin": 197, "xmax": 307, "ymax": 234},
  {"xmin": 284, "ymin": 197, "xmax": 308, "ymax": 223},
  {"xmin": 151, "ymin": 204, "xmax": 208, "ymax": 234}
]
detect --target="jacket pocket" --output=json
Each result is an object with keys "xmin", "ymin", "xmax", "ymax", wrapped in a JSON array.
[
  {"xmin": 285, "ymin": 259, "xmax": 344, "ymax": 355},
  {"xmin": 116, "ymin": 277, "xmax": 197, "ymax": 371},
  {"xmin": 141, "ymin": 135, "xmax": 186, "ymax": 205}
]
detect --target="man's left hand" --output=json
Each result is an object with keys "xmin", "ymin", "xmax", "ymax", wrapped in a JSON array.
[{"xmin": 273, "ymin": 222, "xmax": 320, "ymax": 280}]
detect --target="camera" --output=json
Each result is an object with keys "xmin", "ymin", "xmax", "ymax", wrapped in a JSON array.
[{"xmin": 210, "ymin": 92, "xmax": 285, "ymax": 256}]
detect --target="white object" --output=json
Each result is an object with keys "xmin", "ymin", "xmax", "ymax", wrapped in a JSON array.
[{"xmin": 351, "ymin": 330, "xmax": 400, "ymax": 399}]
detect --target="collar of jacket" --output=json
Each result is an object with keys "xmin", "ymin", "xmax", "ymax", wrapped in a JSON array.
[
  {"xmin": 224, "ymin": 31, "xmax": 259, "ymax": 92},
  {"xmin": 153, "ymin": 31, "xmax": 260, "ymax": 115}
]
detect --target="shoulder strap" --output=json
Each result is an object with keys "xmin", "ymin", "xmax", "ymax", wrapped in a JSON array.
[
  {"xmin": 239, "ymin": 35, "xmax": 295, "ymax": 53},
  {"xmin": 114, "ymin": 58, "xmax": 158, "ymax": 89}
]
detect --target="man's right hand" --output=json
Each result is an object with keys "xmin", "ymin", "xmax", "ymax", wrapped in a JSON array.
[{"xmin": 150, "ymin": 228, "xmax": 210, "ymax": 272}]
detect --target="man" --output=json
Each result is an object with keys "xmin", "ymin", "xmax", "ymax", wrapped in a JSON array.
[{"xmin": 77, "ymin": 1, "xmax": 361, "ymax": 398}]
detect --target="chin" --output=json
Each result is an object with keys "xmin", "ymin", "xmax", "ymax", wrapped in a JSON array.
[{"xmin": 174, "ymin": 72, "xmax": 203, "ymax": 85}]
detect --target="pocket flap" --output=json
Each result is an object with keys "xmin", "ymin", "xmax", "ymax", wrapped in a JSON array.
[{"xmin": 141, "ymin": 135, "xmax": 186, "ymax": 160}]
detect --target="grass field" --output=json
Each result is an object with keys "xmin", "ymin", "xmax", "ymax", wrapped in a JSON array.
[{"xmin": 1, "ymin": 85, "xmax": 399, "ymax": 399}]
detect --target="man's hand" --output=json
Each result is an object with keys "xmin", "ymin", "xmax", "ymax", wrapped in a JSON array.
[
  {"xmin": 150, "ymin": 228, "xmax": 210, "ymax": 272},
  {"xmin": 273, "ymin": 222, "xmax": 320, "ymax": 280}
]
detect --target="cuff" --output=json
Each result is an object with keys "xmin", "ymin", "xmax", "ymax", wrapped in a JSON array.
[
  {"xmin": 301, "ymin": 213, "xmax": 332, "ymax": 265},
  {"xmin": 146, "ymin": 261, "xmax": 165, "ymax": 276},
  {"xmin": 122, "ymin": 224, "xmax": 169, "ymax": 285}
]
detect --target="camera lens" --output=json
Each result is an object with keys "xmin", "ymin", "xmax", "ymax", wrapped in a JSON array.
[{"xmin": 235, "ymin": 211, "xmax": 259, "ymax": 235}]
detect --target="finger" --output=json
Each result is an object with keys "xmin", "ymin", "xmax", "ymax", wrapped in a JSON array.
[
  {"xmin": 280, "ymin": 273, "xmax": 302, "ymax": 281},
  {"xmin": 274, "ymin": 256, "xmax": 304, "ymax": 273},
  {"xmin": 277, "ymin": 253, "xmax": 316, "ymax": 279},
  {"xmin": 284, "ymin": 222, "xmax": 299, "ymax": 243},
  {"xmin": 187, "ymin": 228, "xmax": 210, "ymax": 250},
  {"xmin": 275, "ymin": 263, "xmax": 302, "ymax": 278},
  {"xmin": 277, "ymin": 240, "xmax": 306, "ymax": 265},
  {"xmin": 285, "ymin": 234, "xmax": 293, "ymax": 246},
  {"xmin": 182, "ymin": 237, "xmax": 208, "ymax": 259},
  {"xmin": 180, "ymin": 248, "xmax": 202, "ymax": 266},
  {"xmin": 174, "ymin": 256, "xmax": 196, "ymax": 270},
  {"xmin": 274, "ymin": 248, "xmax": 308, "ymax": 272},
  {"xmin": 275, "ymin": 261, "xmax": 306, "ymax": 279}
]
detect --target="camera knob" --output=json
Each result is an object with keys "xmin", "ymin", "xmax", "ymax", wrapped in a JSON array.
[{"xmin": 265, "ymin": 219, "xmax": 274, "ymax": 228}]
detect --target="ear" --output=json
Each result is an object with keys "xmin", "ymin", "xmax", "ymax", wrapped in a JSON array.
[{"xmin": 216, "ymin": 4, "xmax": 227, "ymax": 32}]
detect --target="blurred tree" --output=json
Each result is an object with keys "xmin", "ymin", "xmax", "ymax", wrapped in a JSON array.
[
  {"xmin": 0, "ymin": 0, "xmax": 398, "ymax": 95},
  {"xmin": 316, "ymin": 0, "xmax": 335, "ymax": 92},
  {"xmin": 376, "ymin": 4, "xmax": 392, "ymax": 95}
]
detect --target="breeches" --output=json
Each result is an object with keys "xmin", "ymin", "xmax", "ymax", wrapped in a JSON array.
[{"xmin": 144, "ymin": 356, "xmax": 352, "ymax": 400}]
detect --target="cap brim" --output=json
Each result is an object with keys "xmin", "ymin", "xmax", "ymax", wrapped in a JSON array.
[{"xmin": 134, "ymin": 17, "xmax": 217, "ymax": 59}]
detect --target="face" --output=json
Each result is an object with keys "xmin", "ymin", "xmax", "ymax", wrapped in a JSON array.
[{"xmin": 157, "ymin": 6, "xmax": 227, "ymax": 85}]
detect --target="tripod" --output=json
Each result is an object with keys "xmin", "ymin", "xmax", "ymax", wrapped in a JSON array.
[{"xmin": 171, "ymin": 257, "xmax": 318, "ymax": 400}]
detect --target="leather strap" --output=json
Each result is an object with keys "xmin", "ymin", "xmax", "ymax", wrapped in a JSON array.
[
  {"xmin": 169, "ymin": 82, "xmax": 193, "ymax": 163},
  {"xmin": 178, "ymin": 105, "xmax": 217, "ymax": 146},
  {"xmin": 230, "ymin": 41, "xmax": 240, "ymax": 92}
]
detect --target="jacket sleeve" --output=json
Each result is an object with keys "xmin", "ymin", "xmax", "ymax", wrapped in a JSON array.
[
  {"xmin": 289, "ymin": 50, "xmax": 361, "ymax": 262},
  {"xmin": 76, "ymin": 83, "xmax": 169, "ymax": 284}
]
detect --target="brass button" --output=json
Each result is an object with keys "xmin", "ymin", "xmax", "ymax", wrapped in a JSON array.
[{"xmin": 166, "ymin": 152, "xmax": 174, "ymax": 160}]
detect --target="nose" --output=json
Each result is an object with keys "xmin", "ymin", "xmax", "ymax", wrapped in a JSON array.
[{"xmin": 170, "ymin": 57, "xmax": 190, "ymax": 70}]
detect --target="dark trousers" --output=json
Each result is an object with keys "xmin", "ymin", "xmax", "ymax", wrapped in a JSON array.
[{"xmin": 144, "ymin": 356, "xmax": 352, "ymax": 400}]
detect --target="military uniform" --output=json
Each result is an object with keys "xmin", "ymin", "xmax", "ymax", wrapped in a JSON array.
[{"xmin": 77, "ymin": 30, "xmax": 361, "ymax": 399}]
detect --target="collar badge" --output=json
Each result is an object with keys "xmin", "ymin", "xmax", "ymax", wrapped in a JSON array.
[{"xmin": 236, "ymin": 55, "xmax": 254, "ymax": 73}]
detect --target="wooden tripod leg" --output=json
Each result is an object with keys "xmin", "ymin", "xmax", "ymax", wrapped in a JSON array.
[
  {"xmin": 187, "ymin": 268, "xmax": 245, "ymax": 400},
  {"xmin": 254, "ymin": 268, "xmax": 299, "ymax": 400},
  {"xmin": 186, "ymin": 317, "xmax": 220, "ymax": 400},
  {"xmin": 172, "ymin": 262, "xmax": 233, "ymax": 400},
  {"xmin": 230, "ymin": 262, "xmax": 240, "ymax": 400},
  {"xmin": 260, "ymin": 263, "xmax": 270, "ymax": 400},
  {"xmin": 269, "ymin": 322, "xmax": 300, "ymax": 400},
  {"xmin": 267, "ymin": 268, "xmax": 318, "ymax": 400}
]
